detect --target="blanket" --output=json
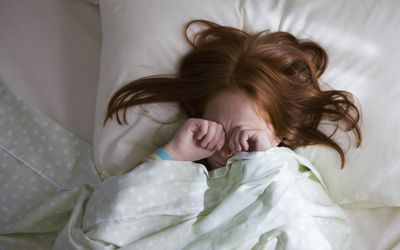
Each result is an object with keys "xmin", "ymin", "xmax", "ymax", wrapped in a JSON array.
[
  {"xmin": 0, "ymin": 84, "xmax": 350, "ymax": 249},
  {"xmin": 54, "ymin": 148, "xmax": 350, "ymax": 249}
]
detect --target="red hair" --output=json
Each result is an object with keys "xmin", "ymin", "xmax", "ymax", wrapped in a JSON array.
[{"xmin": 104, "ymin": 19, "xmax": 362, "ymax": 168}]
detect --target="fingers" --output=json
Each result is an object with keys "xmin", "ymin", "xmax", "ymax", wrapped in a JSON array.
[
  {"xmin": 207, "ymin": 124, "xmax": 225, "ymax": 151},
  {"xmin": 215, "ymin": 132, "xmax": 226, "ymax": 151},
  {"xmin": 188, "ymin": 119, "xmax": 279, "ymax": 155},
  {"xmin": 192, "ymin": 119, "xmax": 208, "ymax": 140},
  {"xmin": 227, "ymin": 126, "xmax": 275, "ymax": 153},
  {"xmin": 229, "ymin": 126, "xmax": 251, "ymax": 153},
  {"xmin": 250, "ymin": 134, "xmax": 263, "ymax": 151},
  {"xmin": 248, "ymin": 129, "xmax": 275, "ymax": 151},
  {"xmin": 200, "ymin": 121, "xmax": 218, "ymax": 149},
  {"xmin": 239, "ymin": 131, "xmax": 250, "ymax": 151},
  {"xmin": 228, "ymin": 126, "xmax": 243, "ymax": 153},
  {"xmin": 191, "ymin": 119, "xmax": 225, "ymax": 151},
  {"xmin": 227, "ymin": 128, "xmax": 237, "ymax": 153}
]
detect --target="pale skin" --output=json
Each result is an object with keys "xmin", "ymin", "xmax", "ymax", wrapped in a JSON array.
[{"xmin": 163, "ymin": 89, "xmax": 281, "ymax": 170}]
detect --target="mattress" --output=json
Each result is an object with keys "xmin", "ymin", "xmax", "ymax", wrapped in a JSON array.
[{"xmin": 0, "ymin": 0, "xmax": 399, "ymax": 249}]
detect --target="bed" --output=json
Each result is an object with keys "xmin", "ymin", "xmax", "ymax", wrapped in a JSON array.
[{"xmin": 1, "ymin": 0, "xmax": 399, "ymax": 249}]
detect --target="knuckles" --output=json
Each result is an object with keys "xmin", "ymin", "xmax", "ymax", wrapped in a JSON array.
[
  {"xmin": 184, "ymin": 119, "xmax": 275, "ymax": 152},
  {"xmin": 187, "ymin": 118, "xmax": 224, "ymax": 129}
]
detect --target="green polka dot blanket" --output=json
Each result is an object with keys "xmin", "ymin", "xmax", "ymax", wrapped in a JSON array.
[{"xmin": 0, "ymin": 84, "xmax": 350, "ymax": 249}]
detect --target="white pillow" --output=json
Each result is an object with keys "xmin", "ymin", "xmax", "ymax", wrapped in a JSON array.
[
  {"xmin": 94, "ymin": 0, "xmax": 243, "ymax": 178},
  {"xmin": 242, "ymin": 0, "xmax": 400, "ymax": 208},
  {"xmin": 94, "ymin": 0, "xmax": 400, "ymax": 207}
]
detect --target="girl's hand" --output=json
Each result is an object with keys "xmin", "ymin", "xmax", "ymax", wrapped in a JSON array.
[
  {"xmin": 224, "ymin": 125, "xmax": 280, "ymax": 155},
  {"xmin": 163, "ymin": 118, "xmax": 225, "ymax": 161}
]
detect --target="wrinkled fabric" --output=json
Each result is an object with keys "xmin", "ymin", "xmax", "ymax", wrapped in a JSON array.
[
  {"xmin": 56, "ymin": 147, "xmax": 350, "ymax": 249},
  {"xmin": 0, "ymin": 84, "xmax": 100, "ymax": 249}
]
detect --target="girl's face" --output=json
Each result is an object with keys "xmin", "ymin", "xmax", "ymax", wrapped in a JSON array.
[{"xmin": 202, "ymin": 89, "xmax": 278, "ymax": 170}]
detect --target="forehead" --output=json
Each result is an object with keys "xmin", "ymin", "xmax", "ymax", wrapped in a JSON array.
[{"xmin": 202, "ymin": 89, "xmax": 267, "ymax": 130}]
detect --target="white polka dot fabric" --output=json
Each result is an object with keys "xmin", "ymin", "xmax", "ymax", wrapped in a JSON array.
[
  {"xmin": 0, "ymin": 84, "xmax": 100, "ymax": 249},
  {"xmin": 66, "ymin": 148, "xmax": 349, "ymax": 249}
]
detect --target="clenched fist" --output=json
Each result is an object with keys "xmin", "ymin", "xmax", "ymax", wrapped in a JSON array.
[
  {"xmin": 163, "ymin": 118, "xmax": 226, "ymax": 161},
  {"xmin": 224, "ymin": 125, "xmax": 280, "ymax": 155}
]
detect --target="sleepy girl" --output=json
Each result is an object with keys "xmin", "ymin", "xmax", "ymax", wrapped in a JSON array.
[
  {"xmin": 92, "ymin": 19, "xmax": 364, "ymax": 249},
  {"xmin": 103, "ymin": 19, "xmax": 362, "ymax": 171}
]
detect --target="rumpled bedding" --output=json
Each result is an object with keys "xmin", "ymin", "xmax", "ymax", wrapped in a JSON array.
[
  {"xmin": 0, "ymin": 84, "xmax": 350, "ymax": 249},
  {"xmin": 73, "ymin": 148, "xmax": 350, "ymax": 249},
  {"xmin": 0, "ymin": 84, "xmax": 100, "ymax": 249}
]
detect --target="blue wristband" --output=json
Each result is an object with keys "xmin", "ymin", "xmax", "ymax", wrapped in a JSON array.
[{"xmin": 155, "ymin": 148, "xmax": 172, "ymax": 160}]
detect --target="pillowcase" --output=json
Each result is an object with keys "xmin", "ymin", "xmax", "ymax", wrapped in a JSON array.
[
  {"xmin": 94, "ymin": 0, "xmax": 243, "ymax": 178},
  {"xmin": 93, "ymin": 0, "xmax": 400, "ymax": 207},
  {"xmin": 242, "ymin": 0, "xmax": 400, "ymax": 208}
]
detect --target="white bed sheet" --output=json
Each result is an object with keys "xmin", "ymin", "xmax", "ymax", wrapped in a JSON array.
[
  {"xmin": 0, "ymin": 0, "xmax": 399, "ymax": 249},
  {"xmin": 0, "ymin": 0, "xmax": 101, "ymax": 144},
  {"xmin": 343, "ymin": 207, "xmax": 400, "ymax": 249}
]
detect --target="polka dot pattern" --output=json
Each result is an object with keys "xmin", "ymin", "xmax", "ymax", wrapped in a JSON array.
[
  {"xmin": 0, "ymin": 85, "xmax": 99, "ymax": 190},
  {"xmin": 0, "ymin": 85, "xmax": 100, "ymax": 248},
  {"xmin": 79, "ymin": 148, "xmax": 350, "ymax": 249}
]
